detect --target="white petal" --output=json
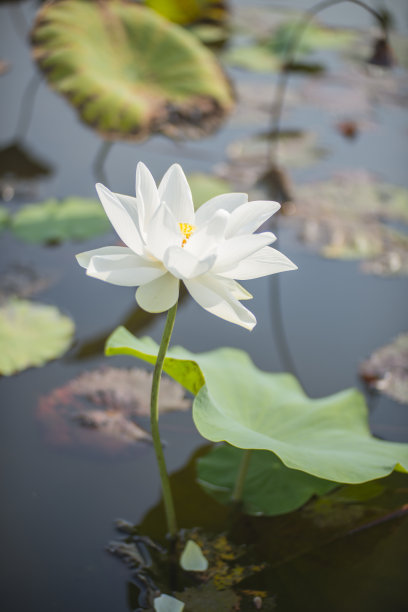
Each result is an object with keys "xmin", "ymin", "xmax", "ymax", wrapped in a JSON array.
[
  {"xmin": 226, "ymin": 200, "xmax": 280, "ymax": 238},
  {"xmin": 135, "ymin": 162, "xmax": 159, "ymax": 228},
  {"xmin": 95, "ymin": 183, "xmax": 144, "ymax": 254},
  {"xmin": 76, "ymin": 246, "xmax": 134, "ymax": 269},
  {"xmin": 136, "ymin": 273, "xmax": 180, "ymax": 313},
  {"xmin": 158, "ymin": 164, "xmax": 194, "ymax": 223},
  {"xmin": 86, "ymin": 253, "xmax": 165, "ymax": 287},
  {"xmin": 184, "ymin": 274, "xmax": 256, "ymax": 330},
  {"xmin": 187, "ymin": 209, "xmax": 229, "ymax": 258},
  {"xmin": 146, "ymin": 203, "xmax": 180, "ymax": 261},
  {"xmin": 220, "ymin": 246, "xmax": 298, "ymax": 280},
  {"xmin": 195, "ymin": 192, "xmax": 248, "ymax": 226},
  {"xmin": 164, "ymin": 245, "xmax": 216, "ymax": 279},
  {"xmin": 214, "ymin": 232, "xmax": 276, "ymax": 272}
]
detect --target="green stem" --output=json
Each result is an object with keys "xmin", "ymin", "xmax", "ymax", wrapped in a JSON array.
[
  {"xmin": 150, "ymin": 302, "xmax": 178, "ymax": 538},
  {"xmin": 232, "ymin": 449, "xmax": 253, "ymax": 503}
]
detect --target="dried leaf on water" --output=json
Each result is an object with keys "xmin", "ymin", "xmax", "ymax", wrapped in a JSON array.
[
  {"xmin": 32, "ymin": 0, "xmax": 234, "ymax": 141},
  {"xmin": 0, "ymin": 263, "xmax": 55, "ymax": 305},
  {"xmin": 175, "ymin": 583, "xmax": 238, "ymax": 612},
  {"xmin": 0, "ymin": 141, "xmax": 52, "ymax": 181},
  {"xmin": 288, "ymin": 171, "xmax": 408, "ymax": 276},
  {"xmin": 0, "ymin": 298, "xmax": 74, "ymax": 375},
  {"xmin": 360, "ymin": 334, "xmax": 408, "ymax": 405},
  {"xmin": 217, "ymin": 131, "xmax": 327, "ymax": 191},
  {"xmin": 37, "ymin": 366, "xmax": 190, "ymax": 452}
]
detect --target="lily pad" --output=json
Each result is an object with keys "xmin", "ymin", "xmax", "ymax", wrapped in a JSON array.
[
  {"xmin": 11, "ymin": 197, "xmax": 111, "ymax": 244},
  {"xmin": 289, "ymin": 172, "xmax": 408, "ymax": 275},
  {"xmin": 146, "ymin": 0, "xmax": 228, "ymax": 27},
  {"xmin": 32, "ymin": 0, "xmax": 234, "ymax": 141},
  {"xmin": 106, "ymin": 327, "xmax": 408, "ymax": 484},
  {"xmin": 187, "ymin": 173, "xmax": 233, "ymax": 209},
  {"xmin": 360, "ymin": 334, "xmax": 408, "ymax": 405},
  {"xmin": 266, "ymin": 19, "xmax": 357, "ymax": 57},
  {"xmin": 223, "ymin": 44, "xmax": 280, "ymax": 72},
  {"xmin": 197, "ymin": 444, "xmax": 336, "ymax": 516},
  {"xmin": 0, "ymin": 299, "xmax": 74, "ymax": 375}
]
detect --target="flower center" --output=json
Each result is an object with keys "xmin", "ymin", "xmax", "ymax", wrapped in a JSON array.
[{"xmin": 179, "ymin": 222, "xmax": 195, "ymax": 247}]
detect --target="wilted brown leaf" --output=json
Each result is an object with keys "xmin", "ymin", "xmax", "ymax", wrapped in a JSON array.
[
  {"xmin": 37, "ymin": 367, "xmax": 191, "ymax": 452},
  {"xmin": 360, "ymin": 334, "xmax": 408, "ymax": 405},
  {"xmin": 287, "ymin": 171, "xmax": 408, "ymax": 276}
]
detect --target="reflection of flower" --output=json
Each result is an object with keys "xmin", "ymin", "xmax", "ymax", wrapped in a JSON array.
[{"xmin": 77, "ymin": 163, "xmax": 296, "ymax": 329}]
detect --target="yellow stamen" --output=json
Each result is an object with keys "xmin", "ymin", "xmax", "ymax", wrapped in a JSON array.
[{"xmin": 179, "ymin": 222, "xmax": 195, "ymax": 247}]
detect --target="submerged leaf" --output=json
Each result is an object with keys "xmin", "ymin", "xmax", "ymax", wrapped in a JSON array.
[
  {"xmin": 219, "ymin": 130, "xmax": 327, "ymax": 191},
  {"xmin": 175, "ymin": 583, "xmax": 238, "ymax": 611},
  {"xmin": 106, "ymin": 328, "xmax": 408, "ymax": 484},
  {"xmin": 288, "ymin": 172, "xmax": 408, "ymax": 275},
  {"xmin": 37, "ymin": 366, "xmax": 190, "ymax": 452},
  {"xmin": 0, "ymin": 299, "xmax": 74, "ymax": 375},
  {"xmin": 197, "ymin": 444, "xmax": 336, "ymax": 516},
  {"xmin": 11, "ymin": 197, "xmax": 111, "ymax": 244},
  {"xmin": 0, "ymin": 263, "xmax": 55, "ymax": 305},
  {"xmin": 360, "ymin": 334, "xmax": 408, "ymax": 405},
  {"xmin": 32, "ymin": 0, "xmax": 234, "ymax": 141},
  {"xmin": 0, "ymin": 141, "xmax": 52, "ymax": 180}
]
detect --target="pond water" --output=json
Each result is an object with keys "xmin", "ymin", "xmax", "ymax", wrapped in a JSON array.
[{"xmin": 1, "ymin": 1, "xmax": 408, "ymax": 611}]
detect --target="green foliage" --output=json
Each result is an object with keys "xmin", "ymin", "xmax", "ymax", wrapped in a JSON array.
[
  {"xmin": 106, "ymin": 327, "xmax": 408, "ymax": 485},
  {"xmin": 11, "ymin": 197, "xmax": 111, "ymax": 244},
  {"xmin": 0, "ymin": 205, "xmax": 9, "ymax": 231},
  {"xmin": 0, "ymin": 299, "xmax": 74, "ymax": 375},
  {"xmin": 266, "ymin": 20, "xmax": 357, "ymax": 57},
  {"xmin": 187, "ymin": 173, "xmax": 233, "ymax": 209},
  {"xmin": 32, "ymin": 0, "xmax": 234, "ymax": 141},
  {"xmin": 197, "ymin": 444, "xmax": 336, "ymax": 515},
  {"xmin": 146, "ymin": 0, "xmax": 228, "ymax": 27}
]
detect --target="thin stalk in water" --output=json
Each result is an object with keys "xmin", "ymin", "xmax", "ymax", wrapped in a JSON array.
[
  {"xmin": 232, "ymin": 449, "xmax": 252, "ymax": 503},
  {"xmin": 150, "ymin": 302, "xmax": 178, "ymax": 538}
]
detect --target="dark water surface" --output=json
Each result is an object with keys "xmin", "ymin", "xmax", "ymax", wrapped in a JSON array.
[{"xmin": 1, "ymin": 1, "xmax": 408, "ymax": 611}]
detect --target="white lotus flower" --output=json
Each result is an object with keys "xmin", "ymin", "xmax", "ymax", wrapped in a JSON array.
[{"xmin": 76, "ymin": 163, "xmax": 297, "ymax": 330}]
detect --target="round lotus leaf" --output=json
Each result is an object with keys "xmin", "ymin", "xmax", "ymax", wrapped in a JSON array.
[
  {"xmin": 0, "ymin": 299, "xmax": 75, "ymax": 375},
  {"xmin": 31, "ymin": 0, "xmax": 234, "ymax": 141}
]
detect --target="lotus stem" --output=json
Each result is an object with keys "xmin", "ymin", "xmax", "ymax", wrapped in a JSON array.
[
  {"xmin": 93, "ymin": 141, "xmax": 113, "ymax": 184},
  {"xmin": 232, "ymin": 449, "xmax": 253, "ymax": 503},
  {"xmin": 150, "ymin": 302, "xmax": 178, "ymax": 538},
  {"xmin": 269, "ymin": 0, "xmax": 389, "ymax": 165}
]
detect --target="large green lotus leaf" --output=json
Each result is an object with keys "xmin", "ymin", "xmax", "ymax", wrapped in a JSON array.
[
  {"xmin": 0, "ymin": 299, "xmax": 75, "ymax": 375},
  {"xmin": 31, "ymin": 0, "xmax": 234, "ymax": 141},
  {"xmin": 106, "ymin": 326, "xmax": 204, "ymax": 394},
  {"xmin": 106, "ymin": 326, "xmax": 408, "ymax": 484},
  {"xmin": 11, "ymin": 197, "xmax": 111, "ymax": 244},
  {"xmin": 197, "ymin": 444, "xmax": 336, "ymax": 516}
]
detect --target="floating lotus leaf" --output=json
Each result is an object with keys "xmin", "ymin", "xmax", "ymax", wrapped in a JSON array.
[
  {"xmin": 223, "ymin": 44, "xmax": 280, "ymax": 72},
  {"xmin": 32, "ymin": 0, "xmax": 234, "ymax": 141},
  {"xmin": 360, "ymin": 333, "xmax": 408, "ymax": 405},
  {"xmin": 146, "ymin": 0, "xmax": 228, "ymax": 27},
  {"xmin": 106, "ymin": 327, "xmax": 408, "ymax": 484},
  {"xmin": 11, "ymin": 197, "xmax": 111, "ymax": 244},
  {"xmin": 197, "ymin": 444, "xmax": 336, "ymax": 516},
  {"xmin": 187, "ymin": 172, "xmax": 232, "ymax": 209},
  {"xmin": 0, "ymin": 299, "xmax": 74, "ymax": 375}
]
